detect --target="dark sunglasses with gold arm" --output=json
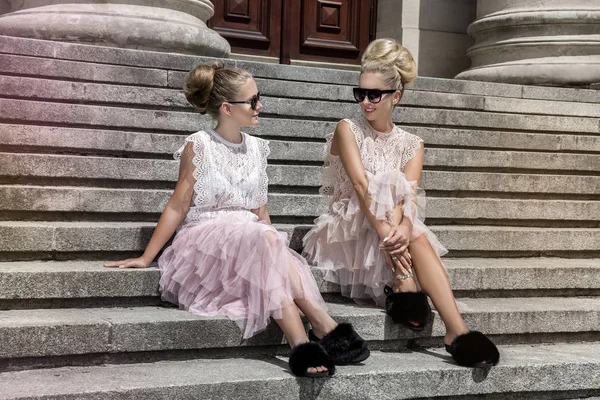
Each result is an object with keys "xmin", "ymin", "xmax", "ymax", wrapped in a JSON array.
[
  {"xmin": 228, "ymin": 92, "xmax": 261, "ymax": 110},
  {"xmin": 353, "ymin": 88, "xmax": 397, "ymax": 104}
]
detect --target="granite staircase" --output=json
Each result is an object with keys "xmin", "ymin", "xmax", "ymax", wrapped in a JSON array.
[{"xmin": 0, "ymin": 35, "xmax": 599, "ymax": 399}]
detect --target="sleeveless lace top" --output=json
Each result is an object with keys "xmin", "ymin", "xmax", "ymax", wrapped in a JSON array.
[
  {"xmin": 174, "ymin": 129, "xmax": 270, "ymax": 224},
  {"xmin": 321, "ymin": 116, "xmax": 423, "ymax": 211}
]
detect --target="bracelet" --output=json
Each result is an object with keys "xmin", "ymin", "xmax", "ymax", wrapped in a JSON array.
[{"xmin": 396, "ymin": 271, "xmax": 414, "ymax": 281}]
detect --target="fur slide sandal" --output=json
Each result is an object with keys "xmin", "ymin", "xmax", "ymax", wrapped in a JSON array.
[
  {"xmin": 384, "ymin": 285, "xmax": 431, "ymax": 331},
  {"xmin": 445, "ymin": 331, "xmax": 500, "ymax": 368},
  {"xmin": 308, "ymin": 323, "xmax": 370, "ymax": 365},
  {"xmin": 288, "ymin": 341, "xmax": 335, "ymax": 378}
]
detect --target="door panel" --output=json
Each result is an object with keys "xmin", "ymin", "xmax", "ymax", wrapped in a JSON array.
[
  {"xmin": 288, "ymin": 0, "xmax": 374, "ymax": 64},
  {"xmin": 208, "ymin": 0, "xmax": 282, "ymax": 58},
  {"xmin": 209, "ymin": 0, "xmax": 376, "ymax": 64}
]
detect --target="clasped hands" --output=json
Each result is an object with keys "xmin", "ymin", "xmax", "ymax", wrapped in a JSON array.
[{"xmin": 378, "ymin": 223, "xmax": 412, "ymax": 278}]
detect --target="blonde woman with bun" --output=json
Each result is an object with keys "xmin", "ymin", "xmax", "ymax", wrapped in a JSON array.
[
  {"xmin": 105, "ymin": 61, "xmax": 370, "ymax": 378},
  {"xmin": 304, "ymin": 39, "xmax": 499, "ymax": 368}
]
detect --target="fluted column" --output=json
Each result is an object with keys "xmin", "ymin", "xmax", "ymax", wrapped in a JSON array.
[
  {"xmin": 0, "ymin": 0, "xmax": 230, "ymax": 57},
  {"xmin": 456, "ymin": 0, "xmax": 600, "ymax": 86}
]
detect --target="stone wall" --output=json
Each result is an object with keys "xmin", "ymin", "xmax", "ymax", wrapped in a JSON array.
[{"xmin": 377, "ymin": 0, "xmax": 477, "ymax": 79}]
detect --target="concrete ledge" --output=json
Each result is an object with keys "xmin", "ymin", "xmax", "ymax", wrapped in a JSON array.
[
  {"xmin": 0, "ymin": 308, "xmax": 111, "ymax": 358},
  {"xmin": 0, "ymin": 99, "xmax": 205, "ymax": 133},
  {"xmin": 0, "ymin": 261, "xmax": 160, "ymax": 299},
  {"xmin": 1, "ymin": 186, "xmax": 599, "ymax": 222},
  {"xmin": 0, "ymin": 54, "xmax": 169, "ymax": 87},
  {"xmin": 1, "ymin": 343, "xmax": 600, "ymax": 399},
  {"xmin": 4, "ymin": 74, "xmax": 600, "ymax": 119},
  {"xmin": 1, "ymin": 258, "xmax": 598, "ymax": 302},
  {"xmin": 2, "ymin": 35, "xmax": 600, "ymax": 103},
  {"xmin": 0, "ymin": 222, "xmax": 54, "ymax": 252},
  {"xmin": 0, "ymin": 298, "xmax": 598, "ymax": 359},
  {"xmin": 1, "ymin": 222, "xmax": 598, "ymax": 254},
  {"xmin": 3, "ymin": 97, "xmax": 599, "ymax": 135},
  {"xmin": 406, "ymin": 126, "xmax": 600, "ymax": 153},
  {"xmin": 315, "ymin": 258, "xmax": 600, "ymax": 294},
  {"xmin": 2, "ymin": 124, "xmax": 599, "ymax": 154},
  {"xmin": 1, "ymin": 127, "xmax": 598, "ymax": 169},
  {"xmin": 3, "ymin": 153, "xmax": 598, "ymax": 194},
  {"xmin": 275, "ymin": 223, "xmax": 600, "ymax": 253}
]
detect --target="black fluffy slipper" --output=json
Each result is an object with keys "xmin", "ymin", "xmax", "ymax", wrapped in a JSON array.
[
  {"xmin": 308, "ymin": 322, "xmax": 370, "ymax": 365},
  {"xmin": 384, "ymin": 285, "xmax": 431, "ymax": 331},
  {"xmin": 445, "ymin": 331, "xmax": 500, "ymax": 368},
  {"xmin": 288, "ymin": 341, "xmax": 335, "ymax": 378}
]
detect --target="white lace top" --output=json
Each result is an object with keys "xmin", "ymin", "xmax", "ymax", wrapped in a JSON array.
[
  {"xmin": 174, "ymin": 129, "xmax": 270, "ymax": 225},
  {"xmin": 321, "ymin": 116, "xmax": 424, "ymax": 212}
]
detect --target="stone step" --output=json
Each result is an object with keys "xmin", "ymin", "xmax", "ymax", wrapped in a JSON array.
[
  {"xmin": 2, "ymin": 153, "xmax": 598, "ymax": 195},
  {"xmin": 269, "ymin": 166, "xmax": 599, "ymax": 195},
  {"xmin": 3, "ymin": 74, "xmax": 600, "ymax": 119},
  {"xmin": 0, "ymin": 259, "xmax": 598, "ymax": 304},
  {"xmin": 1, "ymin": 221, "xmax": 598, "ymax": 256},
  {"xmin": 1, "ymin": 126, "xmax": 598, "ymax": 171},
  {"xmin": 2, "ymin": 123, "xmax": 598, "ymax": 154},
  {"xmin": 0, "ymin": 298, "xmax": 599, "ymax": 361},
  {"xmin": 1, "ymin": 343, "xmax": 600, "ymax": 400},
  {"xmin": 1, "ymin": 186, "xmax": 599, "ymax": 223},
  {"xmin": 2, "ymin": 35, "xmax": 600, "ymax": 103},
  {"xmin": 2, "ymin": 98, "xmax": 599, "ymax": 135},
  {"xmin": 0, "ymin": 54, "xmax": 171, "ymax": 87}
]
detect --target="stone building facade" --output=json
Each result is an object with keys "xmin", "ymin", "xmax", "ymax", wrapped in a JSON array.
[{"xmin": 0, "ymin": 0, "xmax": 598, "ymax": 87}]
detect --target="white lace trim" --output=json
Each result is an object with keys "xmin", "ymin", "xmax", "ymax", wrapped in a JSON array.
[
  {"xmin": 174, "ymin": 130, "xmax": 269, "ymax": 222},
  {"xmin": 320, "ymin": 116, "xmax": 424, "ymax": 215}
]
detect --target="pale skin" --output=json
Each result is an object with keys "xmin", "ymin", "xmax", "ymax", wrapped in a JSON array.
[
  {"xmin": 331, "ymin": 71, "xmax": 472, "ymax": 350},
  {"xmin": 105, "ymin": 78, "xmax": 336, "ymax": 374}
]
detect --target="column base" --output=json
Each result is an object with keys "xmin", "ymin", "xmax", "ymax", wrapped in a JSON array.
[{"xmin": 0, "ymin": 2, "xmax": 230, "ymax": 57}]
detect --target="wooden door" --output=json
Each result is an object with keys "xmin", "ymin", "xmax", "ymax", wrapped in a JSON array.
[
  {"xmin": 208, "ymin": 0, "xmax": 283, "ymax": 58},
  {"xmin": 209, "ymin": 0, "xmax": 377, "ymax": 65},
  {"xmin": 286, "ymin": 0, "xmax": 376, "ymax": 64}
]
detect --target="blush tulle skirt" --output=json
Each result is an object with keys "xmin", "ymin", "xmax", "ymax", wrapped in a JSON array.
[
  {"xmin": 159, "ymin": 211, "xmax": 327, "ymax": 339},
  {"xmin": 303, "ymin": 171, "xmax": 447, "ymax": 307}
]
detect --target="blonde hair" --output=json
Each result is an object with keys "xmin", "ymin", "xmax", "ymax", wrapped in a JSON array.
[
  {"xmin": 361, "ymin": 39, "xmax": 417, "ymax": 91},
  {"xmin": 183, "ymin": 61, "xmax": 253, "ymax": 118}
]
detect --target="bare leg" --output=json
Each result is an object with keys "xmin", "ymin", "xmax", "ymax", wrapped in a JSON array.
[
  {"xmin": 273, "ymin": 303, "xmax": 328, "ymax": 374},
  {"xmin": 408, "ymin": 236, "xmax": 469, "ymax": 344},
  {"xmin": 294, "ymin": 298, "xmax": 338, "ymax": 338},
  {"xmin": 280, "ymin": 248, "xmax": 338, "ymax": 339}
]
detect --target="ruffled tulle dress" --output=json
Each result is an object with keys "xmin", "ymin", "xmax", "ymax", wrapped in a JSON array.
[
  {"xmin": 303, "ymin": 116, "xmax": 448, "ymax": 307},
  {"xmin": 158, "ymin": 129, "xmax": 327, "ymax": 339}
]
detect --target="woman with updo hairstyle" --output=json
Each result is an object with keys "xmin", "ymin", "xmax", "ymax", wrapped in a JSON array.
[
  {"xmin": 106, "ymin": 61, "xmax": 369, "ymax": 378},
  {"xmin": 304, "ymin": 39, "xmax": 499, "ymax": 368}
]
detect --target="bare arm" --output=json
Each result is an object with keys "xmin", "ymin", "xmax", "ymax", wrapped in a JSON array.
[
  {"xmin": 104, "ymin": 142, "xmax": 196, "ymax": 268},
  {"xmin": 331, "ymin": 120, "xmax": 390, "ymax": 238},
  {"xmin": 381, "ymin": 142, "xmax": 425, "ymax": 258},
  {"xmin": 396, "ymin": 143, "xmax": 424, "ymax": 233},
  {"xmin": 252, "ymin": 204, "xmax": 272, "ymax": 224}
]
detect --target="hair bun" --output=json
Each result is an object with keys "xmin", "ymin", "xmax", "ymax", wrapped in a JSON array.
[
  {"xmin": 182, "ymin": 61, "xmax": 253, "ymax": 118},
  {"xmin": 361, "ymin": 38, "xmax": 417, "ymax": 88},
  {"xmin": 183, "ymin": 61, "xmax": 225, "ymax": 113}
]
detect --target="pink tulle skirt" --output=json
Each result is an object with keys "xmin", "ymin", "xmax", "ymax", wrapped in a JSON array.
[
  {"xmin": 158, "ymin": 211, "xmax": 327, "ymax": 339},
  {"xmin": 303, "ymin": 171, "xmax": 448, "ymax": 307}
]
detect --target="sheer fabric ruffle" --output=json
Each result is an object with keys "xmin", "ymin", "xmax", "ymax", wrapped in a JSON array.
[
  {"xmin": 159, "ymin": 212, "xmax": 327, "ymax": 339},
  {"xmin": 303, "ymin": 170, "xmax": 447, "ymax": 307}
]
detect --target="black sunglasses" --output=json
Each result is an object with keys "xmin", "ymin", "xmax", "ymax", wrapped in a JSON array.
[
  {"xmin": 228, "ymin": 92, "xmax": 261, "ymax": 110},
  {"xmin": 353, "ymin": 88, "xmax": 397, "ymax": 104}
]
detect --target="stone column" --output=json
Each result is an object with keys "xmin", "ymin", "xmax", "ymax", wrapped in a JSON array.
[
  {"xmin": 456, "ymin": 0, "xmax": 600, "ymax": 86},
  {"xmin": 0, "ymin": 0, "xmax": 230, "ymax": 57}
]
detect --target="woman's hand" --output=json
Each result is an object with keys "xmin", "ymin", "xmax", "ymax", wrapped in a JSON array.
[
  {"xmin": 104, "ymin": 257, "xmax": 150, "ymax": 269},
  {"xmin": 385, "ymin": 250, "xmax": 412, "ymax": 277},
  {"xmin": 380, "ymin": 224, "xmax": 411, "ymax": 255}
]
